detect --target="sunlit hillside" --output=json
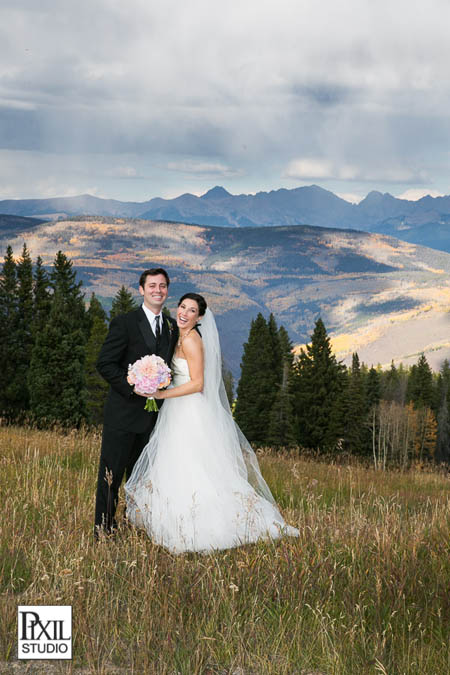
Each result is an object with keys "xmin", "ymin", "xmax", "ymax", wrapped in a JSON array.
[{"xmin": 3, "ymin": 216, "xmax": 450, "ymax": 374}]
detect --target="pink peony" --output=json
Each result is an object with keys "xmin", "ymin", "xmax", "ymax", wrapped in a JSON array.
[{"xmin": 127, "ymin": 354, "xmax": 172, "ymax": 412}]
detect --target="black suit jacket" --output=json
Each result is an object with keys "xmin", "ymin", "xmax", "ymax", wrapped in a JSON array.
[{"xmin": 97, "ymin": 308, "xmax": 178, "ymax": 433}]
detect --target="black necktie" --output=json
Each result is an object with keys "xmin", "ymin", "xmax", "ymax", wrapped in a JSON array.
[{"xmin": 155, "ymin": 315, "xmax": 161, "ymax": 342}]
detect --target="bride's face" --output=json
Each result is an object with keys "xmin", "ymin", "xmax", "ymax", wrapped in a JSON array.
[{"xmin": 177, "ymin": 298, "xmax": 200, "ymax": 331}]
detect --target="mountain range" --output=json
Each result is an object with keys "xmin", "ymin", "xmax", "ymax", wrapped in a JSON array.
[
  {"xmin": 2, "ymin": 215, "xmax": 450, "ymax": 377},
  {"xmin": 2, "ymin": 185, "xmax": 450, "ymax": 253}
]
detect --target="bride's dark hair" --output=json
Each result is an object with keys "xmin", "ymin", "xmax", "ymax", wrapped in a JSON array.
[{"xmin": 177, "ymin": 293, "xmax": 207, "ymax": 317}]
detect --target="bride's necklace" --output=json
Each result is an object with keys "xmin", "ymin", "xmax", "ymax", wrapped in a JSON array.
[{"xmin": 177, "ymin": 327, "xmax": 193, "ymax": 348}]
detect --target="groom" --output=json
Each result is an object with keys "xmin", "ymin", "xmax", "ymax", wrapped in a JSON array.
[{"xmin": 94, "ymin": 267, "xmax": 178, "ymax": 536}]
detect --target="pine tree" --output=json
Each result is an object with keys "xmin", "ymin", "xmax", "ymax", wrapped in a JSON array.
[
  {"xmin": 291, "ymin": 317, "xmax": 345, "ymax": 451},
  {"xmin": 87, "ymin": 292, "xmax": 107, "ymax": 330},
  {"xmin": 325, "ymin": 367, "xmax": 349, "ymax": 451},
  {"xmin": 435, "ymin": 360, "xmax": 450, "ymax": 409},
  {"xmin": 29, "ymin": 251, "xmax": 87, "ymax": 427},
  {"xmin": 33, "ymin": 256, "xmax": 51, "ymax": 335},
  {"xmin": 381, "ymin": 361, "xmax": 408, "ymax": 404},
  {"xmin": 10, "ymin": 244, "xmax": 34, "ymax": 416},
  {"xmin": 436, "ymin": 393, "xmax": 450, "ymax": 463},
  {"xmin": 29, "ymin": 289, "xmax": 87, "ymax": 427},
  {"xmin": 267, "ymin": 324, "xmax": 296, "ymax": 447},
  {"xmin": 268, "ymin": 314, "xmax": 282, "ymax": 383},
  {"xmin": 222, "ymin": 361, "xmax": 234, "ymax": 407},
  {"xmin": 396, "ymin": 363, "xmax": 409, "ymax": 404},
  {"xmin": 406, "ymin": 353, "xmax": 434, "ymax": 409},
  {"xmin": 366, "ymin": 366, "xmax": 381, "ymax": 410},
  {"xmin": 267, "ymin": 360, "xmax": 296, "ymax": 448},
  {"xmin": 382, "ymin": 361, "xmax": 401, "ymax": 402},
  {"xmin": 110, "ymin": 285, "xmax": 138, "ymax": 320},
  {"xmin": 51, "ymin": 250, "xmax": 79, "ymax": 292},
  {"xmin": 435, "ymin": 360, "xmax": 450, "ymax": 463},
  {"xmin": 0, "ymin": 246, "xmax": 18, "ymax": 417},
  {"xmin": 234, "ymin": 314, "xmax": 278, "ymax": 445},
  {"xmin": 85, "ymin": 293, "xmax": 108, "ymax": 424},
  {"xmin": 51, "ymin": 251, "xmax": 87, "ymax": 327},
  {"xmin": 343, "ymin": 353, "xmax": 367, "ymax": 455},
  {"xmin": 278, "ymin": 325, "xmax": 294, "ymax": 368}
]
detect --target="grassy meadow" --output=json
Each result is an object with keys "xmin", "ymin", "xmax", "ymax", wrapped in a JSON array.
[{"xmin": 0, "ymin": 425, "xmax": 449, "ymax": 674}]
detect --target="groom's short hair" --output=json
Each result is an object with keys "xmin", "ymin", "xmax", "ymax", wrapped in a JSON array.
[{"xmin": 139, "ymin": 268, "xmax": 170, "ymax": 288}]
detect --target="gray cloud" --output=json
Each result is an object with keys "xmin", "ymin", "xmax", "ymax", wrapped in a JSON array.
[{"xmin": 1, "ymin": 0, "xmax": 450, "ymax": 199}]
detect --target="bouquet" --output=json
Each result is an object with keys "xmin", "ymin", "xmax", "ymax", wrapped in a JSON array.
[{"xmin": 127, "ymin": 354, "xmax": 172, "ymax": 412}]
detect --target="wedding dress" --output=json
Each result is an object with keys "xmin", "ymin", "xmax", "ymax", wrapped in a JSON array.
[{"xmin": 125, "ymin": 309, "xmax": 299, "ymax": 553}]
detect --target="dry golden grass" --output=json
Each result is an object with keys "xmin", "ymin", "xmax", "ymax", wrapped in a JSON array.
[{"xmin": 0, "ymin": 426, "xmax": 449, "ymax": 674}]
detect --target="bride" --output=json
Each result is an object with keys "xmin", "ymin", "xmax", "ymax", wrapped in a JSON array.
[{"xmin": 125, "ymin": 293, "xmax": 299, "ymax": 553}]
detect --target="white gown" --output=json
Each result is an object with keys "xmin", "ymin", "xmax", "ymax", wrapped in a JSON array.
[{"xmin": 125, "ymin": 312, "xmax": 299, "ymax": 554}]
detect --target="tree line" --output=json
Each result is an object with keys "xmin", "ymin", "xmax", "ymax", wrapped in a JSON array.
[
  {"xmin": 234, "ymin": 315, "xmax": 450, "ymax": 468},
  {"xmin": 1, "ymin": 244, "xmax": 449, "ymax": 467},
  {"xmin": 0, "ymin": 244, "xmax": 138, "ymax": 426}
]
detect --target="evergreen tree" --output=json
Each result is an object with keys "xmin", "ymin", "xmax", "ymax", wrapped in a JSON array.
[
  {"xmin": 366, "ymin": 366, "xmax": 381, "ymax": 410},
  {"xmin": 10, "ymin": 244, "xmax": 34, "ymax": 416},
  {"xmin": 33, "ymin": 256, "xmax": 51, "ymax": 335},
  {"xmin": 436, "ymin": 392, "xmax": 450, "ymax": 463},
  {"xmin": 268, "ymin": 314, "xmax": 283, "ymax": 383},
  {"xmin": 29, "ymin": 251, "xmax": 87, "ymax": 427},
  {"xmin": 87, "ymin": 291, "xmax": 107, "ymax": 328},
  {"xmin": 406, "ymin": 353, "xmax": 434, "ymax": 409},
  {"xmin": 51, "ymin": 251, "xmax": 81, "ymax": 296},
  {"xmin": 51, "ymin": 250, "xmax": 87, "ymax": 329},
  {"xmin": 381, "ymin": 361, "xmax": 401, "ymax": 402},
  {"xmin": 0, "ymin": 246, "xmax": 18, "ymax": 417},
  {"xmin": 325, "ymin": 368, "xmax": 349, "ymax": 451},
  {"xmin": 52, "ymin": 251, "xmax": 87, "ymax": 325},
  {"xmin": 396, "ymin": 363, "xmax": 409, "ymax": 404},
  {"xmin": 291, "ymin": 317, "xmax": 345, "ymax": 451},
  {"xmin": 234, "ymin": 314, "xmax": 278, "ymax": 445},
  {"xmin": 222, "ymin": 361, "xmax": 234, "ymax": 407},
  {"xmin": 343, "ymin": 353, "xmax": 367, "ymax": 455},
  {"xmin": 267, "ymin": 324, "xmax": 296, "ymax": 447},
  {"xmin": 29, "ymin": 289, "xmax": 87, "ymax": 427},
  {"xmin": 85, "ymin": 293, "xmax": 108, "ymax": 424},
  {"xmin": 435, "ymin": 360, "xmax": 450, "ymax": 463},
  {"xmin": 436, "ymin": 359, "xmax": 450, "ymax": 410},
  {"xmin": 267, "ymin": 360, "xmax": 296, "ymax": 448},
  {"xmin": 278, "ymin": 325, "xmax": 294, "ymax": 368},
  {"xmin": 110, "ymin": 285, "xmax": 138, "ymax": 320}
]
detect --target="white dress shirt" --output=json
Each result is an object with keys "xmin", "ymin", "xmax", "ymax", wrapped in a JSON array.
[{"xmin": 142, "ymin": 304, "xmax": 162, "ymax": 337}]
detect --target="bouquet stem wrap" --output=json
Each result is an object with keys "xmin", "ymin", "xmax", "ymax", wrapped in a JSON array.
[{"xmin": 144, "ymin": 397, "xmax": 159, "ymax": 412}]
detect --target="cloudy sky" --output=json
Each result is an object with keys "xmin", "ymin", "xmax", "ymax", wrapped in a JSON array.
[{"xmin": 1, "ymin": 0, "xmax": 450, "ymax": 203}]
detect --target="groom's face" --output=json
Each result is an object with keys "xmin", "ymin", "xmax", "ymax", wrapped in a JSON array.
[{"xmin": 139, "ymin": 273, "xmax": 169, "ymax": 313}]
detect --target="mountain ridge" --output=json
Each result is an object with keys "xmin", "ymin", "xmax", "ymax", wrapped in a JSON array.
[{"xmin": 2, "ymin": 185, "xmax": 450, "ymax": 252}]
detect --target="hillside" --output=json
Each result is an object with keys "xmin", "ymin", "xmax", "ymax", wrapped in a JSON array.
[
  {"xmin": 0, "ymin": 213, "xmax": 46, "ymax": 236},
  {"xmin": 2, "ymin": 185, "xmax": 450, "ymax": 252},
  {"xmin": 2, "ymin": 216, "xmax": 450, "ymax": 376}
]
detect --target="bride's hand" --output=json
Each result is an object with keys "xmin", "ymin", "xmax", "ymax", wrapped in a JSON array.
[
  {"xmin": 134, "ymin": 388, "xmax": 154, "ymax": 398},
  {"xmin": 152, "ymin": 390, "xmax": 165, "ymax": 399}
]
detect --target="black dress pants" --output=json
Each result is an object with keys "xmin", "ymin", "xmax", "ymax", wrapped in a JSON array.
[{"xmin": 94, "ymin": 425, "xmax": 153, "ymax": 534}]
